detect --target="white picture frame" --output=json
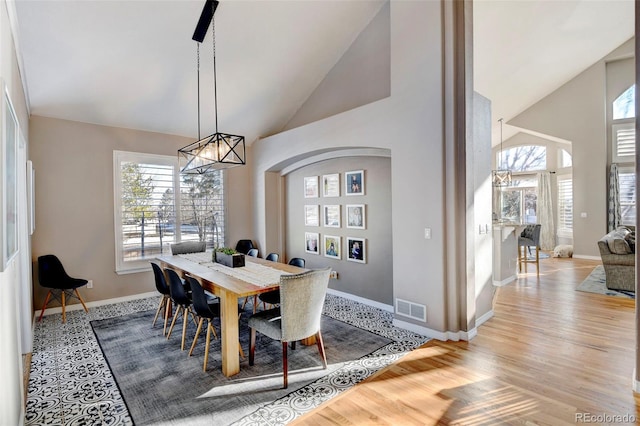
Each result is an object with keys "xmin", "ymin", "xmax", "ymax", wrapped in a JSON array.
[
  {"xmin": 322, "ymin": 173, "xmax": 340, "ymax": 197},
  {"xmin": 323, "ymin": 205, "xmax": 341, "ymax": 228},
  {"xmin": 304, "ymin": 205, "xmax": 319, "ymax": 227},
  {"xmin": 304, "ymin": 176, "xmax": 319, "ymax": 198},
  {"xmin": 305, "ymin": 232, "xmax": 320, "ymax": 255},
  {"xmin": 345, "ymin": 170, "xmax": 364, "ymax": 196},
  {"xmin": 347, "ymin": 237, "xmax": 366, "ymax": 263},
  {"xmin": 346, "ymin": 204, "xmax": 365, "ymax": 229},
  {"xmin": 323, "ymin": 235, "xmax": 341, "ymax": 259}
]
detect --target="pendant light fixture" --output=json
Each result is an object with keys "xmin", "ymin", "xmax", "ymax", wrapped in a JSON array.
[
  {"xmin": 492, "ymin": 118, "xmax": 512, "ymax": 187},
  {"xmin": 179, "ymin": 0, "xmax": 246, "ymax": 174}
]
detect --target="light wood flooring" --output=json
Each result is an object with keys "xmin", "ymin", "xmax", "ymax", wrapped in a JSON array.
[{"xmin": 293, "ymin": 256, "xmax": 640, "ymax": 425}]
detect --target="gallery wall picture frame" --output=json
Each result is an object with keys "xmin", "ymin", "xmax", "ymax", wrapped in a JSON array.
[
  {"xmin": 323, "ymin": 235, "xmax": 341, "ymax": 259},
  {"xmin": 323, "ymin": 205, "xmax": 341, "ymax": 228},
  {"xmin": 345, "ymin": 170, "xmax": 364, "ymax": 196},
  {"xmin": 346, "ymin": 204, "xmax": 365, "ymax": 229},
  {"xmin": 304, "ymin": 176, "xmax": 319, "ymax": 198},
  {"xmin": 304, "ymin": 205, "xmax": 319, "ymax": 227},
  {"xmin": 1, "ymin": 80, "xmax": 19, "ymax": 272},
  {"xmin": 322, "ymin": 173, "xmax": 340, "ymax": 197},
  {"xmin": 305, "ymin": 232, "xmax": 320, "ymax": 255},
  {"xmin": 347, "ymin": 237, "xmax": 366, "ymax": 263}
]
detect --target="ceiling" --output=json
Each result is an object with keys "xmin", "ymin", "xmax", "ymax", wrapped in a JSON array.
[{"xmin": 12, "ymin": 0, "xmax": 636, "ymax": 147}]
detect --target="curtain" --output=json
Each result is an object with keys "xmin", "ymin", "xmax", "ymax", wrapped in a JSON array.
[
  {"xmin": 608, "ymin": 163, "xmax": 622, "ymax": 231},
  {"xmin": 537, "ymin": 172, "xmax": 555, "ymax": 251}
]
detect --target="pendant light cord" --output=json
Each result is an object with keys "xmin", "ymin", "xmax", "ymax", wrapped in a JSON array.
[
  {"xmin": 499, "ymin": 118, "xmax": 504, "ymax": 167},
  {"xmin": 212, "ymin": 3, "xmax": 218, "ymax": 133},
  {"xmin": 196, "ymin": 43, "xmax": 201, "ymax": 140}
]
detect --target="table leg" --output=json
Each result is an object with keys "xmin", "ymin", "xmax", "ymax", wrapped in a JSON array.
[{"xmin": 219, "ymin": 289, "xmax": 240, "ymax": 376}]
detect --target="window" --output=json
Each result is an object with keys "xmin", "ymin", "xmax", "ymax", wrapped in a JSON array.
[
  {"xmin": 613, "ymin": 85, "xmax": 635, "ymax": 120},
  {"xmin": 619, "ymin": 169, "xmax": 636, "ymax": 226},
  {"xmin": 557, "ymin": 176, "xmax": 573, "ymax": 237},
  {"xmin": 500, "ymin": 176, "xmax": 537, "ymax": 224},
  {"xmin": 612, "ymin": 122, "xmax": 635, "ymax": 162},
  {"xmin": 498, "ymin": 145, "xmax": 546, "ymax": 172},
  {"xmin": 113, "ymin": 151, "xmax": 224, "ymax": 273}
]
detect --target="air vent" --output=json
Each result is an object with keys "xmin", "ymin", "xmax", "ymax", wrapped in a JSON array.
[{"xmin": 395, "ymin": 298, "xmax": 427, "ymax": 322}]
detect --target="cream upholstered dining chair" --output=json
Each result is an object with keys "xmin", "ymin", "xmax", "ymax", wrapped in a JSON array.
[
  {"xmin": 170, "ymin": 241, "xmax": 206, "ymax": 255},
  {"xmin": 248, "ymin": 267, "xmax": 331, "ymax": 388}
]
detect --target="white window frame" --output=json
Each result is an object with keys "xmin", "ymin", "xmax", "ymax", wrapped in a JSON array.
[
  {"xmin": 556, "ymin": 174, "xmax": 573, "ymax": 239},
  {"xmin": 113, "ymin": 151, "xmax": 181, "ymax": 274},
  {"xmin": 612, "ymin": 121, "xmax": 635, "ymax": 163}
]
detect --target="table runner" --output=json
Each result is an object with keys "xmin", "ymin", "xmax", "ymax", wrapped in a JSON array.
[{"xmin": 179, "ymin": 251, "xmax": 291, "ymax": 287}]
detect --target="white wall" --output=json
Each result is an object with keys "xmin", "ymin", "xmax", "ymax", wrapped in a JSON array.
[
  {"xmin": 252, "ymin": 1, "xmax": 455, "ymax": 334},
  {"xmin": 0, "ymin": 0, "xmax": 31, "ymax": 424}
]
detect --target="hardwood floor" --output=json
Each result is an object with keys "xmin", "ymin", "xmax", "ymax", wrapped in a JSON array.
[{"xmin": 293, "ymin": 257, "xmax": 640, "ymax": 425}]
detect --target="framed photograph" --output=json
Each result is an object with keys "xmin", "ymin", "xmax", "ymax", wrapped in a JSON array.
[
  {"xmin": 323, "ymin": 235, "xmax": 341, "ymax": 259},
  {"xmin": 346, "ymin": 204, "xmax": 365, "ymax": 229},
  {"xmin": 323, "ymin": 205, "xmax": 341, "ymax": 227},
  {"xmin": 345, "ymin": 170, "xmax": 364, "ymax": 196},
  {"xmin": 1, "ymin": 81, "xmax": 18, "ymax": 272},
  {"xmin": 322, "ymin": 173, "xmax": 340, "ymax": 197},
  {"xmin": 304, "ymin": 176, "xmax": 319, "ymax": 198},
  {"xmin": 305, "ymin": 232, "xmax": 320, "ymax": 255},
  {"xmin": 347, "ymin": 237, "xmax": 366, "ymax": 263},
  {"xmin": 304, "ymin": 205, "xmax": 319, "ymax": 227}
]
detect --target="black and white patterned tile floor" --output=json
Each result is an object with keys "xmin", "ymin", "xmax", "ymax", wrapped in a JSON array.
[{"xmin": 26, "ymin": 294, "xmax": 429, "ymax": 425}]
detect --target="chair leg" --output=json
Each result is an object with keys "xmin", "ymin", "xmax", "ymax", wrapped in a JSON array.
[
  {"xmin": 249, "ymin": 328, "xmax": 256, "ymax": 366},
  {"xmin": 61, "ymin": 291, "xmax": 67, "ymax": 323},
  {"xmin": 188, "ymin": 318, "xmax": 204, "ymax": 356},
  {"xmin": 75, "ymin": 289, "xmax": 89, "ymax": 313},
  {"xmin": 535, "ymin": 246, "xmax": 540, "ymax": 276},
  {"xmin": 282, "ymin": 342, "xmax": 288, "ymax": 389},
  {"xmin": 166, "ymin": 306, "xmax": 183, "ymax": 339},
  {"xmin": 238, "ymin": 341, "xmax": 245, "ymax": 359},
  {"xmin": 316, "ymin": 331, "xmax": 328, "ymax": 369},
  {"xmin": 153, "ymin": 297, "xmax": 166, "ymax": 327},
  {"xmin": 163, "ymin": 298, "xmax": 171, "ymax": 336},
  {"xmin": 518, "ymin": 246, "xmax": 522, "ymax": 272},
  {"xmin": 203, "ymin": 320, "xmax": 213, "ymax": 371},
  {"xmin": 181, "ymin": 307, "xmax": 189, "ymax": 351},
  {"xmin": 38, "ymin": 291, "xmax": 53, "ymax": 322}
]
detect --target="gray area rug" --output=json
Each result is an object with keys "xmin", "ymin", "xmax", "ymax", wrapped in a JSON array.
[
  {"xmin": 92, "ymin": 307, "xmax": 392, "ymax": 425},
  {"xmin": 575, "ymin": 265, "xmax": 635, "ymax": 299}
]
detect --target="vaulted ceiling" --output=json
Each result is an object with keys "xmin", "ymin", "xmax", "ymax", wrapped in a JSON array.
[{"xmin": 12, "ymin": 1, "xmax": 635, "ymax": 147}]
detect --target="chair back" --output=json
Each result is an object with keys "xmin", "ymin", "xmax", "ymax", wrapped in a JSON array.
[
  {"xmin": 288, "ymin": 257, "xmax": 305, "ymax": 268},
  {"xmin": 279, "ymin": 268, "xmax": 331, "ymax": 342},
  {"xmin": 38, "ymin": 255, "xmax": 73, "ymax": 289},
  {"xmin": 247, "ymin": 248, "xmax": 259, "ymax": 257},
  {"xmin": 150, "ymin": 262, "xmax": 170, "ymax": 295},
  {"xmin": 165, "ymin": 268, "xmax": 191, "ymax": 306},
  {"xmin": 170, "ymin": 241, "xmax": 206, "ymax": 255},
  {"xmin": 266, "ymin": 253, "xmax": 279, "ymax": 262},
  {"xmin": 519, "ymin": 224, "xmax": 542, "ymax": 246},
  {"xmin": 235, "ymin": 239, "xmax": 254, "ymax": 254},
  {"xmin": 186, "ymin": 276, "xmax": 219, "ymax": 319}
]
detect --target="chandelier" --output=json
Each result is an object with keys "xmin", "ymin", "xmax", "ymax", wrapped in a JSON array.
[
  {"xmin": 179, "ymin": 0, "xmax": 246, "ymax": 174},
  {"xmin": 492, "ymin": 118, "xmax": 511, "ymax": 187}
]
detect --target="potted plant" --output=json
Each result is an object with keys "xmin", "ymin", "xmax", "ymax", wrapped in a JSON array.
[{"xmin": 213, "ymin": 247, "xmax": 245, "ymax": 268}]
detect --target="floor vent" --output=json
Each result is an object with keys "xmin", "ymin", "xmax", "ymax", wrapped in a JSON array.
[{"xmin": 395, "ymin": 298, "xmax": 427, "ymax": 322}]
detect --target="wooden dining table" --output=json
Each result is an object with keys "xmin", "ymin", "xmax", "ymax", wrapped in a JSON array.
[{"xmin": 157, "ymin": 252, "xmax": 306, "ymax": 377}]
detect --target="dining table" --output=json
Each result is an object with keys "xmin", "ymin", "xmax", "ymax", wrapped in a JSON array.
[{"xmin": 157, "ymin": 251, "xmax": 307, "ymax": 377}]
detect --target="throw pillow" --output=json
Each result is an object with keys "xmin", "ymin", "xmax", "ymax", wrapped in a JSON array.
[
  {"xmin": 625, "ymin": 231, "xmax": 636, "ymax": 253},
  {"xmin": 607, "ymin": 237, "xmax": 632, "ymax": 255}
]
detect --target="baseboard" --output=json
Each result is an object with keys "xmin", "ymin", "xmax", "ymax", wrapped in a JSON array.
[
  {"xmin": 392, "ymin": 318, "xmax": 477, "ymax": 342},
  {"xmin": 572, "ymin": 254, "xmax": 601, "ymax": 260},
  {"xmin": 327, "ymin": 288, "xmax": 394, "ymax": 313},
  {"xmin": 34, "ymin": 291, "xmax": 158, "ymax": 321},
  {"xmin": 477, "ymin": 309, "xmax": 494, "ymax": 327},
  {"xmin": 493, "ymin": 275, "xmax": 516, "ymax": 287}
]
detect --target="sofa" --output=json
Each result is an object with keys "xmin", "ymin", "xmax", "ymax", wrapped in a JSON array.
[{"xmin": 596, "ymin": 226, "xmax": 635, "ymax": 292}]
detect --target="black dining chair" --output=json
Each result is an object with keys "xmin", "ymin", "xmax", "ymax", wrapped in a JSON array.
[
  {"xmin": 150, "ymin": 262, "xmax": 172, "ymax": 335},
  {"xmin": 258, "ymin": 257, "xmax": 306, "ymax": 310},
  {"xmin": 165, "ymin": 268, "xmax": 197, "ymax": 351},
  {"xmin": 186, "ymin": 276, "xmax": 245, "ymax": 371},
  {"xmin": 235, "ymin": 239, "xmax": 255, "ymax": 255},
  {"xmin": 247, "ymin": 248, "xmax": 259, "ymax": 258},
  {"xmin": 266, "ymin": 253, "xmax": 279, "ymax": 262},
  {"xmin": 37, "ymin": 254, "xmax": 89, "ymax": 323}
]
